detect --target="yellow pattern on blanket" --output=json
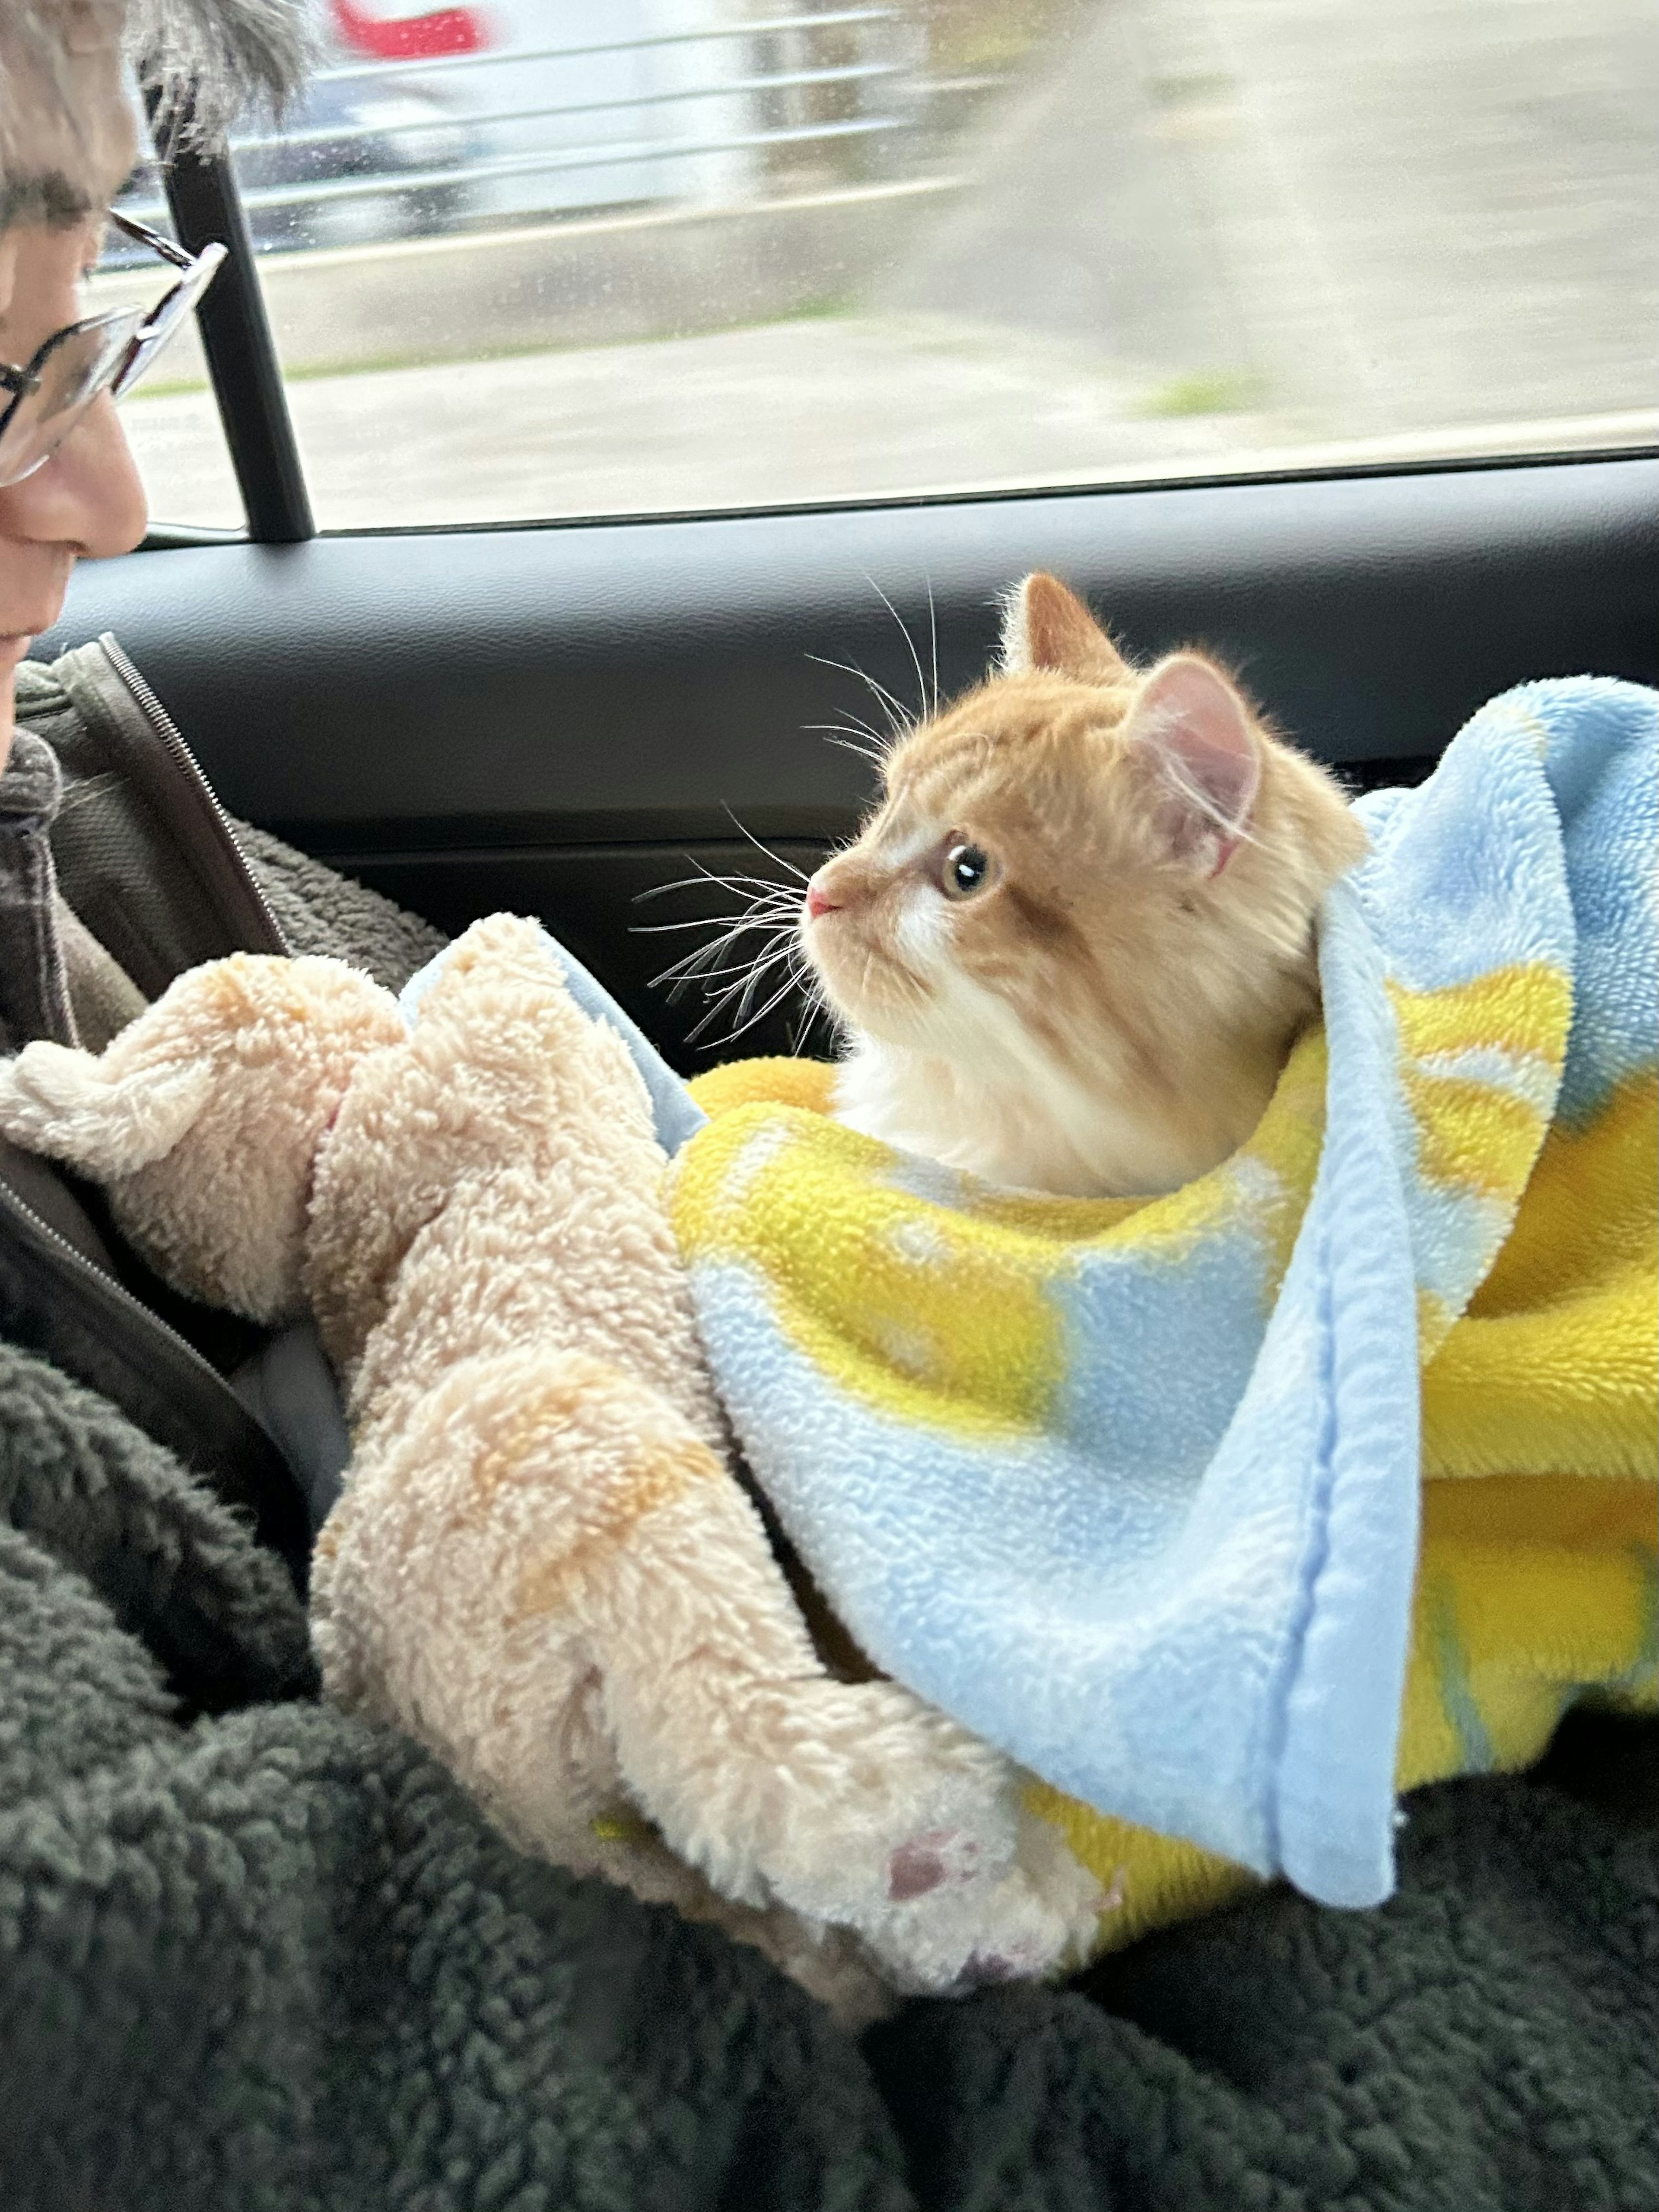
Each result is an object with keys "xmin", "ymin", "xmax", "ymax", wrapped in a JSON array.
[{"xmin": 688, "ymin": 1051, "xmax": 1658, "ymax": 1955}]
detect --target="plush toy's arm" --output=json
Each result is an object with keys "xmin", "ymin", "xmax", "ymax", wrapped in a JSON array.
[
  {"xmin": 0, "ymin": 1040, "xmax": 216, "ymax": 1177},
  {"xmin": 0, "ymin": 952, "xmax": 406, "ymax": 1322}
]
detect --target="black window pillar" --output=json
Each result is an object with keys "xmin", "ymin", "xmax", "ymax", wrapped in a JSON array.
[{"xmin": 156, "ymin": 133, "xmax": 315, "ymax": 544}]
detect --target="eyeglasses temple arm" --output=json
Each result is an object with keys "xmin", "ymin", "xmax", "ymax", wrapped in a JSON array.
[{"xmin": 107, "ymin": 207, "xmax": 199, "ymax": 270}]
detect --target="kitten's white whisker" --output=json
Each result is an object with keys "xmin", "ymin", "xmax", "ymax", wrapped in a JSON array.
[
  {"xmin": 780, "ymin": 953, "xmax": 832, "ymax": 1057},
  {"xmin": 754, "ymin": 961, "xmax": 818, "ymax": 1029},
  {"xmin": 679, "ymin": 923, "xmax": 798, "ymax": 1010},
  {"xmin": 703, "ymin": 963, "xmax": 816, "ymax": 1051},
  {"xmin": 787, "ymin": 998, "xmax": 823, "ymax": 1057},
  {"xmin": 731, "ymin": 969, "xmax": 769, "ymax": 1027},
  {"xmin": 673, "ymin": 908, "xmax": 794, "ymax": 952},
  {"xmin": 639, "ymin": 858, "xmax": 806, "ymax": 901},
  {"xmin": 632, "ymin": 891, "xmax": 798, "ymax": 937},
  {"xmin": 821, "ymin": 736, "xmax": 884, "ymax": 766},
  {"xmin": 651, "ymin": 932, "xmax": 788, "ymax": 992},
  {"xmin": 792, "ymin": 1007, "xmax": 835, "ymax": 1059},
  {"xmin": 686, "ymin": 973, "xmax": 772, "ymax": 1043},
  {"xmin": 867, "ymin": 575, "xmax": 930, "ymax": 727},
  {"xmin": 683, "ymin": 959, "xmax": 760, "ymax": 1023},
  {"xmin": 656, "ymin": 928, "xmax": 796, "ymax": 988},
  {"xmin": 680, "ymin": 866, "xmax": 799, "ymax": 896},
  {"xmin": 926, "ymin": 574, "xmax": 940, "ymax": 717},
  {"xmin": 719, "ymin": 805, "xmax": 810, "ymax": 884},
  {"xmin": 810, "ymin": 706, "xmax": 888, "ymax": 748},
  {"xmin": 632, "ymin": 912, "xmax": 758, "ymax": 937},
  {"xmin": 633, "ymin": 875, "xmax": 718, "ymax": 904},
  {"xmin": 806, "ymin": 654, "xmax": 913, "ymax": 740},
  {"xmin": 663, "ymin": 953, "xmax": 792, "ymax": 1007},
  {"xmin": 804, "ymin": 722, "xmax": 887, "ymax": 768},
  {"xmin": 667, "ymin": 955, "xmax": 792, "ymax": 999},
  {"xmin": 695, "ymin": 881, "xmax": 805, "ymax": 910},
  {"xmin": 733, "ymin": 931, "xmax": 808, "ymax": 1024},
  {"xmin": 634, "ymin": 877, "xmax": 738, "ymax": 905},
  {"xmin": 676, "ymin": 892, "xmax": 822, "ymax": 1039}
]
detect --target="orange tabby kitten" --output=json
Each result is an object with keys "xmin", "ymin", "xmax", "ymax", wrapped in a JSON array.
[{"xmin": 799, "ymin": 573, "xmax": 1368, "ymax": 1198}]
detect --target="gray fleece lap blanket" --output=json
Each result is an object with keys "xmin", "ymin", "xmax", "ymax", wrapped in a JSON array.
[
  {"xmin": 3, "ymin": 1310, "xmax": 1655, "ymax": 2210},
  {"xmin": 3, "ymin": 840, "xmax": 1654, "ymax": 2210}
]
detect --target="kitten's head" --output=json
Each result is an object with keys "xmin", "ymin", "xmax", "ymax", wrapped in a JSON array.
[{"xmin": 801, "ymin": 573, "xmax": 1367, "ymax": 1121}]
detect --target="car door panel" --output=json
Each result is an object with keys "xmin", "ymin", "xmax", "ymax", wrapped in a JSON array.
[{"xmin": 37, "ymin": 453, "xmax": 1658, "ymax": 1067}]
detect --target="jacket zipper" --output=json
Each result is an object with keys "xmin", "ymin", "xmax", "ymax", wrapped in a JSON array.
[
  {"xmin": 98, "ymin": 632, "xmax": 289, "ymax": 955},
  {"xmin": 0, "ymin": 1175, "xmax": 257, "ymax": 1398}
]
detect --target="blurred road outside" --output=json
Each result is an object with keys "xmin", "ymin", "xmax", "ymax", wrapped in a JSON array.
[{"xmin": 110, "ymin": 0, "xmax": 1657, "ymax": 531}]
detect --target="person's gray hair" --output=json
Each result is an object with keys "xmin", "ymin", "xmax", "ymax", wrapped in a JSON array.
[
  {"xmin": 129, "ymin": 0, "xmax": 313, "ymax": 144},
  {"xmin": 1, "ymin": 0, "xmax": 311, "ymax": 229}
]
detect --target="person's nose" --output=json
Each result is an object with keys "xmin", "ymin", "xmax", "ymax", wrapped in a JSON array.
[{"xmin": 0, "ymin": 393, "xmax": 148, "ymax": 562}]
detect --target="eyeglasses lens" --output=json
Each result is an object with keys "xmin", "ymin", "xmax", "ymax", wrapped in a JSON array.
[
  {"xmin": 0, "ymin": 238, "xmax": 225, "ymax": 487},
  {"xmin": 0, "ymin": 320, "xmax": 134, "ymax": 484}
]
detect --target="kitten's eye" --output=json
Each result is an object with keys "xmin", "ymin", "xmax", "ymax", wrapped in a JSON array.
[{"xmin": 940, "ymin": 841, "xmax": 992, "ymax": 900}]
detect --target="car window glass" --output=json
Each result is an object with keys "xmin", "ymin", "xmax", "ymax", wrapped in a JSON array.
[{"xmin": 115, "ymin": 0, "xmax": 1654, "ymax": 531}]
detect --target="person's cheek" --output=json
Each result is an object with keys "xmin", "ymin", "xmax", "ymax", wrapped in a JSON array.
[{"xmin": 0, "ymin": 398, "xmax": 146, "ymax": 771}]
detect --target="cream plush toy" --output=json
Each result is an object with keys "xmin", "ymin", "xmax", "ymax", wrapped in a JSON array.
[{"xmin": 0, "ymin": 913, "xmax": 1099, "ymax": 2018}]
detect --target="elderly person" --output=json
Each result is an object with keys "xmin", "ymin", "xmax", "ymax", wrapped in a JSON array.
[{"xmin": 0, "ymin": 6, "xmax": 1652, "ymax": 2208}]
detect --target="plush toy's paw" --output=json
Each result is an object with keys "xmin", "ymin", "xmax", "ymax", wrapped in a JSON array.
[
  {"xmin": 0, "ymin": 953, "xmax": 403, "ymax": 1322},
  {"xmin": 0, "ymin": 1039, "xmax": 214, "ymax": 1176},
  {"xmin": 886, "ymin": 1826, "xmax": 987, "ymax": 1901},
  {"xmin": 649, "ymin": 1671, "xmax": 1026, "ymax": 1936},
  {"xmin": 861, "ymin": 1800, "xmax": 1104, "ymax": 1998},
  {"xmin": 689, "ymin": 1680, "xmax": 1103, "ymax": 1998}
]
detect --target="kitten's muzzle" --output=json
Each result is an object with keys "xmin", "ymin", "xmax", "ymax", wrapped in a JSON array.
[{"xmin": 804, "ymin": 878, "xmax": 843, "ymax": 922}]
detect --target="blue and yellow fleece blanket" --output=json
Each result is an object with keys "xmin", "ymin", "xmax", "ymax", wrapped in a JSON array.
[{"xmin": 674, "ymin": 680, "xmax": 1657, "ymax": 1950}]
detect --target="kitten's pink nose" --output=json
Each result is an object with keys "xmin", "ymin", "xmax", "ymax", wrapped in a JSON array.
[{"xmin": 804, "ymin": 877, "xmax": 842, "ymax": 922}]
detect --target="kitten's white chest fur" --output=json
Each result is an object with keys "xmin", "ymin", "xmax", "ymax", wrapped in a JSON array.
[{"xmin": 831, "ymin": 1036, "xmax": 1207, "ymax": 1199}]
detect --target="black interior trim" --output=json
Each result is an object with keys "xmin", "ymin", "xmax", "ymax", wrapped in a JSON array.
[
  {"xmin": 142, "ymin": 523, "xmax": 249, "ymax": 552},
  {"xmin": 298, "ymin": 441, "xmax": 1659, "ymax": 544}
]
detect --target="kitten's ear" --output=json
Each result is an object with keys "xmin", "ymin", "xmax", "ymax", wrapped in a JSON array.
[
  {"xmin": 1124, "ymin": 654, "xmax": 1262, "ymax": 874},
  {"xmin": 1000, "ymin": 573, "xmax": 1129, "ymax": 682}
]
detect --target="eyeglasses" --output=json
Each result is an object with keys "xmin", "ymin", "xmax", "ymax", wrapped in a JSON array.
[{"xmin": 0, "ymin": 211, "xmax": 226, "ymax": 491}]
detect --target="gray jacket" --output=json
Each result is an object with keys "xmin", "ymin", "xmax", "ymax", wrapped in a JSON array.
[{"xmin": 0, "ymin": 639, "xmax": 440, "ymax": 1576}]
